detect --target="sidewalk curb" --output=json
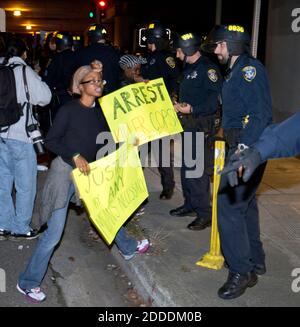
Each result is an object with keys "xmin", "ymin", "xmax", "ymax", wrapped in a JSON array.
[{"xmin": 111, "ymin": 246, "xmax": 177, "ymax": 307}]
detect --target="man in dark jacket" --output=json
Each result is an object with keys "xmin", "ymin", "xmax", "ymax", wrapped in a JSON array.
[
  {"xmin": 203, "ymin": 24, "xmax": 273, "ymax": 299},
  {"xmin": 43, "ymin": 31, "xmax": 76, "ymax": 120},
  {"xmin": 74, "ymin": 24, "xmax": 121, "ymax": 95},
  {"xmin": 169, "ymin": 32, "xmax": 222, "ymax": 230},
  {"xmin": 142, "ymin": 21, "xmax": 180, "ymax": 200}
]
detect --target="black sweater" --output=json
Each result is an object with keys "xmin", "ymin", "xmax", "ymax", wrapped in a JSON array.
[{"xmin": 45, "ymin": 99, "xmax": 110, "ymax": 166}]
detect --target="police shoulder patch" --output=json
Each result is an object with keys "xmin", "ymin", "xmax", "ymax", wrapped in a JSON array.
[
  {"xmin": 242, "ymin": 66, "xmax": 256, "ymax": 82},
  {"xmin": 207, "ymin": 69, "xmax": 218, "ymax": 82},
  {"xmin": 149, "ymin": 58, "xmax": 156, "ymax": 65},
  {"xmin": 166, "ymin": 56, "xmax": 176, "ymax": 69}
]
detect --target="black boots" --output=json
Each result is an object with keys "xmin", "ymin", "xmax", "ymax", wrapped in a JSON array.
[
  {"xmin": 253, "ymin": 263, "xmax": 266, "ymax": 275},
  {"xmin": 169, "ymin": 205, "xmax": 196, "ymax": 217},
  {"xmin": 218, "ymin": 271, "xmax": 258, "ymax": 299},
  {"xmin": 187, "ymin": 217, "xmax": 211, "ymax": 230},
  {"xmin": 159, "ymin": 189, "xmax": 174, "ymax": 200}
]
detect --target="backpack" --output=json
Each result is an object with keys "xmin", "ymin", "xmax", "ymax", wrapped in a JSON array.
[{"xmin": 0, "ymin": 63, "xmax": 23, "ymax": 132}]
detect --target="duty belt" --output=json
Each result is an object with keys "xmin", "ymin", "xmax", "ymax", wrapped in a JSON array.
[{"xmin": 223, "ymin": 128, "xmax": 242, "ymax": 148}]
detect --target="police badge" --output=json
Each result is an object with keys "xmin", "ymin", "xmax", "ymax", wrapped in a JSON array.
[
  {"xmin": 242, "ymin": 66, "xmax": 256, "ymax": 82},
  {"xmin": 166, "ymin": 56, "xmax": 176, "ymax": 68},
  {"xmin": 149, "ymin": 58, "xmax": 156, "ymax": 65},
  {"xmin": 207, "ymin": 69, "xmax": 218, "ymax": 82}
]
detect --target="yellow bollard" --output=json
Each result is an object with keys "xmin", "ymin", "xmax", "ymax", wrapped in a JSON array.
[{"xmin": 196, "ymin": 140, "xmax": 225, "ymax": 270}]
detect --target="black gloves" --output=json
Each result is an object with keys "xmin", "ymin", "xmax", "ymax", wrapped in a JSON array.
[{"xmin": 221, "ymin": 147, "xmax": 262, "ymax": 187}]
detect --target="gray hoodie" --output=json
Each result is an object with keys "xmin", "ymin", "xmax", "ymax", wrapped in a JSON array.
[{"xmin": 0, "ymin": 56, "xmax": 52, "ymax": 143}]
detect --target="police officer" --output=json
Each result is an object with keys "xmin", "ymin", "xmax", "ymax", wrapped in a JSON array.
[
  {"xmin": 203, "ymin": 25, "xmax": 273, "ymax": 299},
  {"xmin": 74, "ymin": 24, "xmax": 120, "ymax": 95},
  {"xmin": 43, "ymin": 31, "xmax": 76, "ymax": 120},
  {"xmin": 142, "ymin": 21, "xmax": 180, "ymax": 199},
  {"xmin": 72, "ymin": 35, "xmax": 84, "ymax": 51},
  {"xmin": 39, "ymin": 32, "xmax": 57, "ymax": 78},
  {"xmin": 169, "ymin": 32, "xmax": 222, "ymax": 230},
  {"xmin": 222, "ymin": 111, "xmax": 300, "ymax": 186}
]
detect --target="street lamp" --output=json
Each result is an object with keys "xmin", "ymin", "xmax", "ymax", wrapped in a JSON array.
[{"xmin": 13, "ymin": 10, "xmax": 22, "ymax": 17}]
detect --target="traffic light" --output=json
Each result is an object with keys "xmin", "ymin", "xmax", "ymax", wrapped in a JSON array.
[
  {"xmin": 89, "ymin": 0, "xmax": 96, "ymax": 19},
  {"xmin": 97, "ymin": 0, "xmax": 107, "ymax": 19},
  {"xmin": 89, "ymin": 10, "xmax": 95, "ymax": 18},
  {"xmin": 97, "ymin": 1, "xmax": 107, "ymax": 10}
]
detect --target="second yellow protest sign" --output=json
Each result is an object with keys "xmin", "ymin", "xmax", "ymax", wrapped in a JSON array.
[
  {"xmin": 72, "ymin": 144, "xmax": 148, "ymax": 245},
  {"xmin": 99, "ymin": 78, "xmax": 183, "ymax": 145}
]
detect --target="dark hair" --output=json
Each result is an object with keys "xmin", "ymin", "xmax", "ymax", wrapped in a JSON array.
[{"xmin": 3, "ymin": 38, "xmax": 27, "ymax": 64}]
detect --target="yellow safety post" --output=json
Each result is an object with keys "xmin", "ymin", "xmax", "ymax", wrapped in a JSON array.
[{"xmin": 196, "ymin": 140, "xmax": 225, "ymax": 270}]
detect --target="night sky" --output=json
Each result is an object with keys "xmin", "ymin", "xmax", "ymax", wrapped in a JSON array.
[
  {"xmin": 1, "ymin": 0, "xmax": 269, "ymax": 61},
  {"xmin": 123, "ymin": 0, "xmax": 268, "ymax": 61},
  {"xmin": 125, "ymin": 0, "xmax": 255, "ymax": 34}
]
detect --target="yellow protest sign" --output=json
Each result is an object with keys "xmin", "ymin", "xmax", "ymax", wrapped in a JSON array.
[
  {"xmin": 72, "ymin": 143, "xmax": 148, "ymax": 245},
  {"xmin": 99, "ymin": 78, "xmax": 183, "ymax": 145}
]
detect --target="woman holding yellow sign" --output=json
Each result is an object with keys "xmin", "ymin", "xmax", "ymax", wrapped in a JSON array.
[{"xmin": 17, "ymin": 61, "xmax": 149, "ymax": 303}]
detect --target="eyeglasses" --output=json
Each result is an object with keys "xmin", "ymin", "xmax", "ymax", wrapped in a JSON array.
[{"xmin": 80, "ymin": 79, "xmax": 104, "ymax": 85}]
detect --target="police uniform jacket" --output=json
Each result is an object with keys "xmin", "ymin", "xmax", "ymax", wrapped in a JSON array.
[
  {"xmin": 222, "ymin": 53, "xmax": 273, "ymax": 146},
  {"xmin": 254, "ymin": 111, "xmax": 300, "ymax": 162},
  {"xmin": 74, "ymin": 43, "xmax": 121, "ymax": 94},
  {"xmin": 179, "ymin": 55, "xmax": 222, "ymax": 118},
  {"xmin": 44, "ymin": 49, "xmax": 76, "ymax": 93},
  {"xmin": 142, "ymin": 50, "xmax": 179, "ymax": 95}
]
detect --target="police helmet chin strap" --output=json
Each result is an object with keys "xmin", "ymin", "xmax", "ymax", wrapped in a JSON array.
[
  {"xmin": 182, "ymin": 53, "xmax": 188, "ymax": 68},
  {"xmin": 224, "ymin": 55, "xmax": 232, "ymax": 78}
]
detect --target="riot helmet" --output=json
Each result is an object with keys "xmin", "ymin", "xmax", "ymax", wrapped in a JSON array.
[
  {"xmin": 202, "ymin": 24, "xmax": 250, "ymax": 56},
  {"xmin": 72, "ymin": 35, "xmax": 83, "ymax": 51},
  {"xmin": 54, "ymin": 31, "xmax": 73, "ymax": 51},
  {"xmin": 87, "ymin": 24, "xmax": 108, "ymax": 44},
  {"xmin": 173, "ymin": 32, "xmax": 201, "ymax": 56},
  {"xmin": 145, "ymin": 21, "xmax": 170, "ymax": 50}
]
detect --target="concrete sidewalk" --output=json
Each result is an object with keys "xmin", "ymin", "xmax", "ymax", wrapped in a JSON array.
[
  {"xmin": 111, "ymin": 158, "xmax": 300, "ymax": 307},
  {"xmin": 2, "ymin": 156, "xmax": 299, "ymax": 307}
]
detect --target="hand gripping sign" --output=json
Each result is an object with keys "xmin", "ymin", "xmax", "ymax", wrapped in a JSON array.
[
  {"xmin": 99, "ymin": 78, "xmax": 183, "ymax": 145},
  {"xmin": 72, "ymin": 143, "xmax": 148, "ymax": 245}
]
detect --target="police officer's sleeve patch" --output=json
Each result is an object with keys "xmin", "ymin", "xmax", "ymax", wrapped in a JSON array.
[
  {"xmin": 242, "ymin": 66, "xmax": 256, "ymax": 82},
  {"xmin": 207, "ymin": 69, "xmax": 218, "ymax": 82},
  {"xmin": 166, "ymin": 57, "xmax": 176, "ymax": 69},
  {"xmin": 150, "ymin": 58, "xmax": 156, "ymax": 65}
]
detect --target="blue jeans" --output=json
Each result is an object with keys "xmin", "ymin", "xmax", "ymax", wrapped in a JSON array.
[
  {"xmin": 0, "ymin": 138, "xmax": 37, "ymax": 234},
  {"xmin": 115, "ymin": 226, "xmax": 137, "ymax": 255},
  {"xmin": 19, "ymin": 182, "xmax": 137, "ymax": 289}
]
